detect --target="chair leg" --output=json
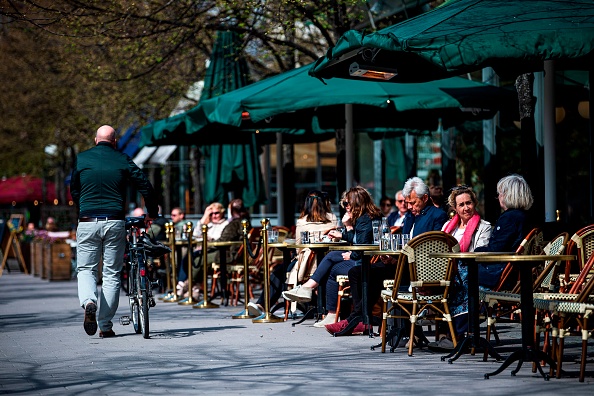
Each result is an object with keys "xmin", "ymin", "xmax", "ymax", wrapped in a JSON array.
[
  {"xmin": 210, "ymin": 270, "xmax": 219, "ymax": 298},
  {"xmin": 556, "ymin": 316, "xmax": 567, "ymax": 379},
  {"xmin": 579, "ymin": 336, "xmax": 588, "ymax": 382},
  {"xmin": 533, "ymin": 311, "xmax": 543, "ymax": 373},
  {"xmin": 408, "ymin": 305, "xmax": 418, "ymax": 356},
  {"xmin": 335, "ymin": 288, "xmax": 343, "ymax": 322},
  {"xmin": 492, "ymin": 322, "xmax": 501, "ymax": 344},
  {"xmin": 380, "ymin": 300, "xmax": 389, "ymax": 353},
  {"xmin": 484, "ymin": 315, "xmax": 496, "ymax": 361},
  {"xmin": 548, "ymin": 316, "xmax": 559, "ymax": 378},
  {"xmin": 540, "ymin": 314, "xmax": 552, "ymax": 367}
]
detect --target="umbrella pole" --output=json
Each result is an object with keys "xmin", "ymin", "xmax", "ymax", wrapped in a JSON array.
[
  {"xmin": 590, "ymin": 69, "xmax": 594, "ymax": 220},
  {"xmin": 543, "ymin": 61, "xmax": 557, "ymax": 222},
  {"xmin": 345, "ymin": 104, "xmax": 354, "ymax": 190},
  {"xmin": 276, "ymin": 133, "xmax": 285, "ymax": 226}
]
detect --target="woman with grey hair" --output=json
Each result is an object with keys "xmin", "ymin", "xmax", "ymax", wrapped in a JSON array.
[{"xmin": 474, "ymin": 174, "xmax": 534, "ymax": 288}]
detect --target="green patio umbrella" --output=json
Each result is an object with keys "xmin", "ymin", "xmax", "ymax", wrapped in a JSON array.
[
  {"xmin": 184, "ymin": 62, "xmax": 514, "ymax": 216},
  {"xmin": 186, "ymin": 62, "xmax": 514, "ymax": 134},
  {"xmin": 310, "ymin": 0, "xmax": 594, "ymax": 82},
  {"xmin": 141, "ymin": 31, "xmax": 267, "ymax": 208},
  {"xmin": 310, "ymin": 0, "xmax": 594, "ymax": 223},
  {"xmin": 199, "ymin": 31, "xmax": 267, "ymax": 208}
]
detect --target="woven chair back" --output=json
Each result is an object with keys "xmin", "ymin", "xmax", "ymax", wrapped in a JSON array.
[
  {"xmin": 535, "ymin": 232, "xmax": 569, "ymax": 292},
  {"xmin": 401, "ymin": 231, "xmax": 460, "ymax": 295},
  {"xmin": 493, "ymin": 227, "xmax": 541, "ymax": 292}
]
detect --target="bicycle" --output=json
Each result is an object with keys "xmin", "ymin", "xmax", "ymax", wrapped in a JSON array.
[{"xmin": 120, "ymin": 215, "xmax": 170, "ymax": 338}]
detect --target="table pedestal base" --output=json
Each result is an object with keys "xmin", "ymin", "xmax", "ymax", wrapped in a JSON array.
[
  {"xmin": 442, "ymin": 334, "xmax": 503, "ymax": 363},
  {"xmin": 484, "ymin": 347, "xmax": 556, "ymax": 380}
]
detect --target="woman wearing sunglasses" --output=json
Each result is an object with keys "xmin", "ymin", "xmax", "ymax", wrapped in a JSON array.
[{"xmin": 282, "ymin": 186, "xmax": 382, "ymax": 328}]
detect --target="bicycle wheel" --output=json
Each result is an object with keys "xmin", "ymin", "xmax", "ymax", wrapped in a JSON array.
[
  {"xmin": 137, "ymin": 255, "xmax": 150, "ymax": 338},
  {"xmin": 128, "ymin": 270, "xmax": 141, "ymax": 334},
  {"xmin": 140, "ymin": 289, "xmax": 150, "ymax": 338}
]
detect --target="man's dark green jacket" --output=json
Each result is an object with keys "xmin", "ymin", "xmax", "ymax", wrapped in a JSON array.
[{"xmin": 70, "ymin": 142, "xmax": 158, "ymax": 219}]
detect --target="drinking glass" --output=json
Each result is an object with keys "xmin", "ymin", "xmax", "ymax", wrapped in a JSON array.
[
  {"xmin": 268, "ymin": 230, "xmax": 278, "ymax": 243},
  {"xmin": 300, "ymin": 231, "xmax": 309, "ymax": 244},
  {"xmin": 372, "ymin": 220, "xmax": 380, "ymax": 244},
  {"xmin": 310, "ymin": 231, "xmax": 321, "ymax": 243},
  {"xmin": 401, "ymin": 233, "xmax": 411, "ymax": 247},
  {"xmin": 391, "ymin": 234, "xmax": 401, "ymax": 251}
]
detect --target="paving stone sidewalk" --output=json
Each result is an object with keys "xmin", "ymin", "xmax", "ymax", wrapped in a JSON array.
[{"xmin": 1, "ymin": 273, "xmax": 592, "ymax": 395}]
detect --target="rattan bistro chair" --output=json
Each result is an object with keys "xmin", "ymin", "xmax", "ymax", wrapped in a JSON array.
[
  {"xmin": 561, "ymin": 225, "xmax": 594, "ymax": 293},
  {"xmin": 380, "ymin": 231, "xmax": 460, "ymax": 355},
  {"xmin": 533, "ymin": 253, "xmax": 594, "ymax": 382},
  {"xmin": 481, "ymin": 232, "xmax": 568, "ymax": 361},
  {"xmin": 479, "ymin": 228, "xmax": 542, "ymax": 346}
]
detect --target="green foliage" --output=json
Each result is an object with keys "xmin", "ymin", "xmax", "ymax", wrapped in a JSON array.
[{"xmin": 0, "ymin": 0, "xmax": 422, "ymax": 180}]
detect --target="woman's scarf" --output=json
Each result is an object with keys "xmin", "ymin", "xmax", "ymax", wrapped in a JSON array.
[{"xmin": 444, "ymin": 212, "xmax": 480, "ymax": 252}]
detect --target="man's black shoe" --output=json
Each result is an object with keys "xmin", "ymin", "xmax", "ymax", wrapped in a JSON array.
[
  {"xmin": 83, "ymin": 302, "xmax": 98, "ymax": 336},
  {"xmin": 99, "ymin": 329, "xmax": 116, "ymax": 338}
]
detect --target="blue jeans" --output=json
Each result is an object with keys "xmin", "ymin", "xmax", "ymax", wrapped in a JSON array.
[
  {"xmin": 76, "ymin": 220, "xmax": 126, "ymax": 332},
  {"xmin": 310, "ymin": 250, "xmax": 357, "ymax": 312}
]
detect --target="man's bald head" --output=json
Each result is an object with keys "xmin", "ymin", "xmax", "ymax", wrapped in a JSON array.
[{"xmin": 95, "ymin": 125, "xmax": 116, "ymax": 146}]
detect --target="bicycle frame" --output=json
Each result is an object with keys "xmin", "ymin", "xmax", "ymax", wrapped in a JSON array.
[{"xmin": 120, "ymin": 216, "xmax": 153, "ymax": 338}]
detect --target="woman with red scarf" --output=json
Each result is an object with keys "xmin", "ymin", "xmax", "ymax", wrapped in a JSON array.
[{"xmin": 429, "ymin": 185, "xmax": 492, "ymax": 350}]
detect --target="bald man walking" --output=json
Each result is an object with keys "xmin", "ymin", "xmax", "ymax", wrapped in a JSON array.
[{"xmin": 70, "ymin": 125, "xmax": 159, "ymax": 338}]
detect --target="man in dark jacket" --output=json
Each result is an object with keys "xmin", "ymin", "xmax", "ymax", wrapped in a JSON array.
[
  {"xmin": 401, "ymin": 177, "xmax": 449, "ymax": 237},
  {"xmin": 71, "ymin": 125, "xmax": 159, "ymax": 338},
  {"xmin": 326, "ymin": 176, "xmax": 449, "ymax": 336}
]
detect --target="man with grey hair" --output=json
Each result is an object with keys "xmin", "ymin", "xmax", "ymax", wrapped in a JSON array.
[
  {"xmin": 402, "ymin": 176, "xmax": 449, "ymax": 237},
  {"xmin": 71, "ymin": 125, "xmax": 159, "ymax": 338}
]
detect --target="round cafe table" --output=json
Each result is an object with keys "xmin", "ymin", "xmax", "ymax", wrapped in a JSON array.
[
  {"xmin": 476, "ymin": 253, "xmax": 575, "ymax": 380},
  {"xmin": 205, "ymin": 240, "xmax": 243, "ymax": 306},
  {"xmin": 429, "ymin": 252, "xmax": 575, "ymax": 380}
]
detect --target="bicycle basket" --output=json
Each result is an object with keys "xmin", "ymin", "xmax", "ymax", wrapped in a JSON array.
[{"xmin": 140, "ymin": 234, "xmax": 171, "ymax": 258}]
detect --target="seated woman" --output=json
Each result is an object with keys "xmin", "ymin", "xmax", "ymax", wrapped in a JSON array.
[
  {"xmin": 282, "ymin": 186, "xmax": 381, "ymax": 328},
  {"xmin": 178, "ymin": 202, "xmax": 230, "ymax": 298},
  {"xmin": 428, "ymin": 185, "xmax": 491, "ymax": 349},
  {"xmin": 248, "ymin": 190, "xmax": 337, "ymax": 317},
  {"xmin": 193, "ymin": 202, "xmax": 229, "ymax": 241},
  {"xmin": 326, "ymin": 177, "xmax": 449, "ymax": 336},
  {"xmin": 430, "ymin": 174, "xmax": 533, "ymax": 350},
  {"xmin": 474, "ymin": 174, "xmax": 534, "ymax": 286}
]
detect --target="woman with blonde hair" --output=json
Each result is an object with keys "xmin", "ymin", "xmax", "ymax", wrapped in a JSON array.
[
  {"xmin": 283, "ymin": 186, "xmax": 381, "ymax": 327},
  {"xmin": 427, "ymin": 185, "xmax": 492, "ymax": 350}
]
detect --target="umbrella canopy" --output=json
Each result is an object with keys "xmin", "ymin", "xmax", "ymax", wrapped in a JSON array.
[
  {"xmin": 195, "ymin": 31, "xmax": 266, "ymax": 208},
  {"xmin": 310, "ymin": 0, "xmax": 594, "ymax": 82},
  {"xmin": 0, "ymin": 175, "xmax": 70, "ymax": 205},
  {"xmin": 187, "ymin": 62, "xmax": 515, "ymax": 133},
  {"xmin": 309, "ymin": 0, "xmax": 594, "ymax": 223}
]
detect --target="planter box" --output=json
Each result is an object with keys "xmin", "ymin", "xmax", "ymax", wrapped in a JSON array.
[
  {"xmin": 20, "ymin": 242, "xmax": 31, "ymax": 274},
  {"xmin": 43, "ymin": 243, "xmax": 71, "ymax": 281},
  {"xmin": 31, "ymin": 241, "xmax": 44, "ymax": 277}
]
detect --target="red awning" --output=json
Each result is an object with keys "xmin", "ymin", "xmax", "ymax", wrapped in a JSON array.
[{"xmin": 0, "ymin": 175, "xmax": 70, "ymax": 204}]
